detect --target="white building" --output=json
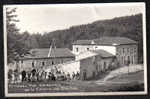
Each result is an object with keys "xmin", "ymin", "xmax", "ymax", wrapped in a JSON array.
[{"xmin": 72, "ymin": 37, "xmax": 138, "ymax": 65}]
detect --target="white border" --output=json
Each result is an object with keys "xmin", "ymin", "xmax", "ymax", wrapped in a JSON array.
[{"xmin": 3, "ymin": 2, "xmax": 147, "ymax": 97}]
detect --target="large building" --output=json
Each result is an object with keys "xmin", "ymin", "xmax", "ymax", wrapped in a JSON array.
[
  {"xmin": 18, "ymin": 48, "xmax": 75, "ymax": 71},
  {"xmin": 72, "ymin": 37, "xmax": 138, "ymax": 65}
]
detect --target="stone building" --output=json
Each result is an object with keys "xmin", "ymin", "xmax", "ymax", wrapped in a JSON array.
[
  {"xmin": 77, "ymin": 50, "xmax": 117, "ymax": 80},
  {"xmin": 72, "ymin": 37, "xmax": 138, "ymax": 65},
  {"xmin": 18, "ymin": 48, "xmax": 75, "ymax": 71}
]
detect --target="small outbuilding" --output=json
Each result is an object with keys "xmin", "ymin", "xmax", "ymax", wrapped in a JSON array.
[{"xmin": 77, "ymin": 50, "xmax": 118, "ymax": 80}]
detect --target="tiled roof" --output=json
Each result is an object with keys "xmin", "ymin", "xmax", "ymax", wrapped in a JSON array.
[
  {"xmin": 23, "ymin": 48, "xmax": 75, "ymax": 59},
  {"xmin": 73, "ymin": 37, "xmax": 137, "ymax": 45},
  {"xmin": 76, "ymin": 49, "xmax": 114, "ymax": 60}
]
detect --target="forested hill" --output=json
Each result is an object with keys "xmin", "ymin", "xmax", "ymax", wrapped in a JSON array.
[
  {"xmin": 7, "ymin": 8, "xmax": 143, "ymax": 63},
  {"xmin": 20, "ymin": 13, "xmax": 143, "ymax": 62},
  {"xmin": 32, "ymin": 13, "xmax": 142, "ymax": 50}
]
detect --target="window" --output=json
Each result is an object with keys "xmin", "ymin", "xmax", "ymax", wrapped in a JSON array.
[
  {"xmin": 87, "ymin": 48, "xmax": 89, "ymax": 51},
  {"xmin": 134, "ymin": 55, "xmax": 136, "ymax": 62},
  {"xmin": 104, "ymin": 62, "xmax": 106, "ymax": 70},
  {"xmin": 130, "ymin": 48, "xmax": 133, "ymax": 54},
  {"xmin": 32, "ymin": 62, "xmax": 34, "ymax": 67},
  {"xmin": 21, "ymin": 60, "xmax": 23, "ymax": 63},
  {"xmin": 127, "ymin": 56, "xmax": 130, "ymax": 65},
  {"xmin": 52, "ymin": 61, "xmax": 54, "ymax": 65},
  {"xmin": 76, "ymin": 48, "xmax": 78, "ymax": 52},
  {"xmin": 92, "ymin": 56, "xmax": 96, "ymax": 64},
  {"xmin": 96, "ymin": 65, "xmax": 98, "ymax": 71},
  {"xmin": 93, "ymin": 72, "xmax": 95, "ymax": 77},
  {"xmin": 134, "ymin": 48, "xmax": 137, "ymax": 53},
  {"xmin": 122, "ymin": 48, "xmax": 125, "ymax": 54},
  {"xmin": 42, "ymin": 61, "xmax": 45, "ymax": 66},
  {"xmin": 122, "ymin": 56, "xmax": 124, "ymax": 64},
  {"xmin": 116, "ymin": 51, "xmax": 119, "ymax": 56},
  {"xmin": 83, "ymin": 69, "xmax": 87, "ymax": 80},
  {"xmin": 127, "ymin": 48, "xmax": 130, "ymax": 52},
  {"xmin": 131, "ymin": 56, "xmax": 133, "ymax": 64}
]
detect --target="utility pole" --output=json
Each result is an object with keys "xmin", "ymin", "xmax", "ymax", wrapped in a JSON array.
[{"xmin": 48, "ymin": 39, "xmax": 56, "ymax": 57}]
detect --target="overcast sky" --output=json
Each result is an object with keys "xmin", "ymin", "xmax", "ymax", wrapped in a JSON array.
[{"xmin": 4, "ymin": 3, "xmax": 145, "ymax": 34}]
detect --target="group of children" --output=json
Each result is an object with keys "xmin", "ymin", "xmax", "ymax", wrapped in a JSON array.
[{"xmin": 8, "ymin": 68, "xmax": 80, "ymax": 83}]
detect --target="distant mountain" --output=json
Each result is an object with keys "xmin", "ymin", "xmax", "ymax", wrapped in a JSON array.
[{"xmin": 28, "ymin": 13, "xmax": 143, "ymax": 63}]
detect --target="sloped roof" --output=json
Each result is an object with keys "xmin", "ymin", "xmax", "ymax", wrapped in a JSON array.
[
  {"xmin": 91, "ymin": 50, "xmax": 114, "ymax": 58},
  {"xmin": 76, "ymin": 49, "xmax": 114, "ymax": 60},
  {"xmin": 23, "ymin": 48, "xmax": 75, "ymax": 59},
  {"xmin": 76, "ymin": 51, "xmax": 98, "ymax": 60},
  {"xmin": 73, "ymin": 37, "xmax": 137, "ymax": 45}
]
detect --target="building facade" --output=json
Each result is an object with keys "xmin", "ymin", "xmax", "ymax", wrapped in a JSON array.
[
  {"xmin": 18, "ymin": 48, "xmax": 75, "ymax": 71},
  {"xmin": 72, "ymin": 37, "xmax": 138, "ymax": 66},
  {"xmin": 116, "ymin": 44, "xmax": 138, "ymax": 66},
  {"xmin": 78, "ymin": 50, "xmax": 117, "ymax": 80}
]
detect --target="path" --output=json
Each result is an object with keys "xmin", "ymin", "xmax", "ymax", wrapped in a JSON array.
[{"xmin": 102, "ymin": 64, "xmax": 143, "ymax": 81}]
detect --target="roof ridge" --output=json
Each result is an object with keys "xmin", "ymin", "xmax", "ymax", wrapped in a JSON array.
[{"xmin": 73, "ymin": 36, "xmax": 137, "ymax": 45}]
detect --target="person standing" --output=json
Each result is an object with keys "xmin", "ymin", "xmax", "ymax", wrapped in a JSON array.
[{"xmin": 21, "ymin": 70, "xmax": 26, "ymax": 82}]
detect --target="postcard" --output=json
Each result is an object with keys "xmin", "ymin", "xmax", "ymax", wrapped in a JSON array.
[{"xmin": 3, "ymin": 3, "xmax": 147, "ymax": 97}]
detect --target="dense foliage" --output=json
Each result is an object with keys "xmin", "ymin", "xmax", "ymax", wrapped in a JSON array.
[
  {"xmin": 6, "ymin": 8, "xmax": 30, "ymax": 63},
  {"xmin": 31, "ymin": 14, "xmax": 142, "ymax": 48},
  {"xmin": 7, "ymin": 12, "xmax": 143, "ymax": 63}
]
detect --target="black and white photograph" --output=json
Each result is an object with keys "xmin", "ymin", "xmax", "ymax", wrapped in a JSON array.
[{"xmin": 3, "ymin": 3, "xmax": 147, "ymax": 97}]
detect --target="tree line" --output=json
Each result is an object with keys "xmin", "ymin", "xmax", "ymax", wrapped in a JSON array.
[{"xmin": 6, "ymin": 8, "xmax": 143, "ymax": 63}]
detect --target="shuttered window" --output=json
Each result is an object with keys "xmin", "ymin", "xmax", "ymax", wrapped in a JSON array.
[{"xmin": 76, "ymin": 48, "xmax": 78, "ymax": 52}]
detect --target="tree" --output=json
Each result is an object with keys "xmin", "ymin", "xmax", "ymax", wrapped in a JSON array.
[
  {"xmin": 6, "ymin": 7, "xmax": 29, "ymax": 63},
  {"xmin": 21, "ymin": 31, "xmax": 39, "ymax": 49}
]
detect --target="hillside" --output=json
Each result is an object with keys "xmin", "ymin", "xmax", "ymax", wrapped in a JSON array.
[
  {"xmin": 39, "ymin": 14, "xmax": 142, "ymax": 49},
  {"xmin": 19, "ymin": 14, "xmax": 143, "ymax": 63}
]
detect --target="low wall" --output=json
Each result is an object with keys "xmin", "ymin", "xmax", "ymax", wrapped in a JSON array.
[{"xmin": 44, "ymin": 60, "xmax": 80, "ymax": 77}]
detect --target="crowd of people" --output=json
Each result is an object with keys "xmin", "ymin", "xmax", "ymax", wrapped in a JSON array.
[{"xmin": 8, "ymin": 68, "xmax": 80, "ymax": 84}]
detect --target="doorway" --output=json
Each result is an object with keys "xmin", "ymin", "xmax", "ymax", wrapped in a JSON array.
[{"xmin": 83, "ymin": 70, "xmax": 87, "ymax": 80}]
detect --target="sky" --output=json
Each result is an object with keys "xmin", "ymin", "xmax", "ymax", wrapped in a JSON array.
[{"xmin": 4, "ymin": 3, "xmax": 145, "ymax": 34}]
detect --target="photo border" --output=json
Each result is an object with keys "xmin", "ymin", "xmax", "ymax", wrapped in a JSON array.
[{"xmin": 3, "ymin": 2, "xmax": 147, "ymax": 97}]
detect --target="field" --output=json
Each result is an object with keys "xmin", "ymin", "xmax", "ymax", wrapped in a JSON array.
[{"xmin": 8, "ymin": 70, "xmax": 144, "ymax": 93}]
